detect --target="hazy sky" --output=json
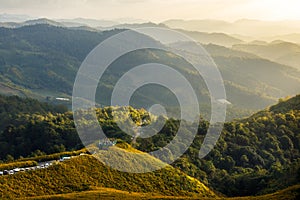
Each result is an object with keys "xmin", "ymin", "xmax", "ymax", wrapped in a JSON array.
[{"xmin": 1, "ymin": 0, "xmax": 300, "ymax": 22}]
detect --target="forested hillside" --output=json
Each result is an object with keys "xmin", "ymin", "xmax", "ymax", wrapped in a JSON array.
[
  {"xmin": 0, "ymin": 25, "xmax": 122, "ymax": 97},
  {"xmin": 1, "ymin": 24, "xmax": 300, "ymax": 120},
  {"xmin": 1, "ymin": 1, "xmax": 300, "ymax": 199},
  {"xmin": 0, "ymin": 95, "xmax": 67, "ymax": 131},
  {"xmin": 0, "ymin": 95, "xmax": 299, "ymax": 197}
]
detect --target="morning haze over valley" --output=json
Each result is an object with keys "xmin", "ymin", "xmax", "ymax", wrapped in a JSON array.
[{"xmin": 0, "ymin": 0, "xmax": 300, "ymax": 199}]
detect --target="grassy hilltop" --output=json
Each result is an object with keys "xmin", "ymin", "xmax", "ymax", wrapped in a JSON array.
[{"xmin": 0, "ymin": 147, "xmax": 216, "ymax": 199}]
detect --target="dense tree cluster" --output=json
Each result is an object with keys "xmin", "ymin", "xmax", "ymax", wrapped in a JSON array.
[
  {"xmin": 0, "ymin": 95, "xmax": 67, "ymax": 131},
  {"xmin": 0, "ymin": 95, "xmax": 299, "ymax": 196},
  {"xmin": 171, "ymin": 96, "xmax": 300, "ymax": 196}
]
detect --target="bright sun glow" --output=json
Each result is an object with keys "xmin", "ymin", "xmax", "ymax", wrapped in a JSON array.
[
  {"xmin": 0, "ymin": 0, "xmax": 300, "ymax": 22},
  {"xmin": 246, "ymin": 0, "xmax": 300, "ymax": 20}
]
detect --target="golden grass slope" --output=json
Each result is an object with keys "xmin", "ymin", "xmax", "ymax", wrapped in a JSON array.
[
  {"xmin": 0, "ymin": 146, "xmax": 216, "ymax": 199},
  {"xmin": 24, "ymin": 184, "xmax": 300, "ymax": 200}
]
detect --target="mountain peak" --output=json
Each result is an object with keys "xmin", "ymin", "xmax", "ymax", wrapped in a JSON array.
[{"xmin": 23, "ymin": 18, "xmax": 63, "ymax": 27}]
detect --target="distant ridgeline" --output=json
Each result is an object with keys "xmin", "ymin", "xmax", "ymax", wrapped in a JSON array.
[{"xmin": 1, "ymin": 24, "xmax": 300, "ymax": 120}]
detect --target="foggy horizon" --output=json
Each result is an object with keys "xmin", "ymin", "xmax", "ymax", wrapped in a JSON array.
[{"xmin": 1, "ymin": 0, "xmax": 300, "ymax": 23}]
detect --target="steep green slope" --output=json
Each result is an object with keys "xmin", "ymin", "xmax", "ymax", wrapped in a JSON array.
[
  {"xmin": 248, "ymin": 94, "xmax": 300, "ymax": 118},
  {"xmin": 129, "ymin": 94, "xmax": 300, "ymax": 196},
  {"xmin": 270, "ymin": 95, "xmax": 300, "ymax": 113},
  {"xmin": 1, "ymin": 24, "xmax": 299, "ymax": 117},
  {"xmin": 0, "ymin": 153, "xmax": 216, "ymax": 199},
  {"xmin": 213, "ymin": 56, "xmax": 300, "ymax": 100},
  {"xmin": 200, "ymin": 44, "xmax": 300, "ymax": 101},
  {"xmin": 0, "ymin": 24, "xmax": 123, "ymax": 98}
]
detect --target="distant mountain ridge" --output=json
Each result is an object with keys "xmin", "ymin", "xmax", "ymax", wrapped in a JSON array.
[
  {"xmin": 233, "ymin": 41, "xmax": 300, "ymax": 70},
  {"xmin": 0, "ymin": 24, "xmax": 299, "ymax": 119},
  {"xmin": 175, "ymin": 29, "xmax": 243, "ymax": 47},
  {"xmin": 2, "ymin": 16, "xmax": 300, "ymax": 43},
  {"xmin": 0, "ymin": 13, "xmax": 33, "ymax": 22},
  {"xmin": 0, "ymin": 18, "xmax": 64, "ymax": 28},
  {"xmin": 163, "ymin": 19, "xmax": 300, "ymax": 38},
  {"xmin": 57, "ymin": 17, "xmax": 119, "ymax": 27}
]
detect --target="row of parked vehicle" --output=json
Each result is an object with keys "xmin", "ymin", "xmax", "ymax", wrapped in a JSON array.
[
  {"xmin": 0, "ymin": 154, "xmax": 88, "ymax": 176},
  {"xmin": 0, "ymin": 162, "xmax": 53, "ymax": 176}
]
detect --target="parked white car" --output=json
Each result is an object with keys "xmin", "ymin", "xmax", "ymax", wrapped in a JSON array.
[
  {"xmin": 13, "ymin": 168, "xmax": 20, "ymax": 173},
  {"xmin": 60, "ymin": 156, "xmax": 71, "ymax": 161}
]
